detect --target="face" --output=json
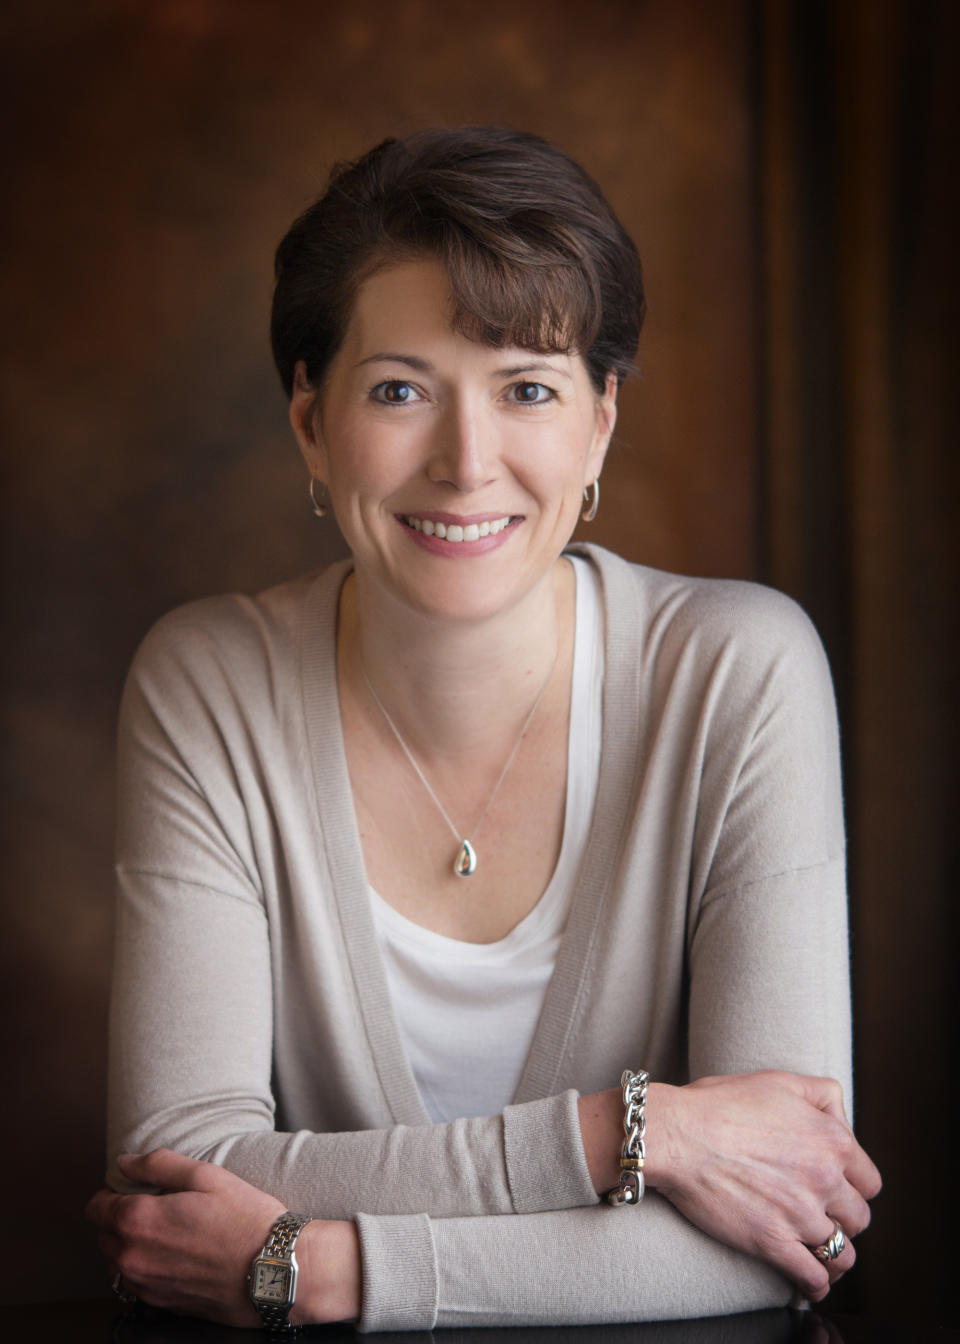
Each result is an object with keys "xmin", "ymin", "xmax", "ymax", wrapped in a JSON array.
[{"xmin": 290, "ymin": 258, "xmax": 617, "ymax": 626}]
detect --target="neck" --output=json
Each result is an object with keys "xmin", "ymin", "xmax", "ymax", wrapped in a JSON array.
[{"xmin": 338, "ymin": 560, "xmax": 573, "ymax": 758}]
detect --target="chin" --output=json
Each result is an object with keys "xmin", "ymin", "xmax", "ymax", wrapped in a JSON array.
[{"xmin": 402, "ymin": 563, "xmax": 557, "ymax": 628}]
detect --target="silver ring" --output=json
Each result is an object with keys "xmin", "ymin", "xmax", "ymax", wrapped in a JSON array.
[
  {"xmin": 112, "ymin": 1272, "xmax": 137, "ymax": 1303},
  {"xmin": 812, "ymin": 1219, "xmax": 846, "ymax": 1263}
]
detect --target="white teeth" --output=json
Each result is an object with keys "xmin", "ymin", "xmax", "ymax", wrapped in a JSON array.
[{"xmin": 405, "ymin": 515, "xmax": 512, "ymax": 541}]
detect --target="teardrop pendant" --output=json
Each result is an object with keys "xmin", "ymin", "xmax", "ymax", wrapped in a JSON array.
[{"xmin": 453, "ymin": 839, "xmax": 477, "ymax": 877}]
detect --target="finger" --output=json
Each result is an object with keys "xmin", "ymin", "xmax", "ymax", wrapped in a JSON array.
[
  {"xmin": 818, "ymin": 1237, "xmax": 855, "ymax": 1293},
  {"xmin": 86, "ymin": 1188, "xmax": 126, "ymax": 1229},
  {"xmin": 804, "ymin": 1075, "xmax": 850, "ymax": 1125},
  {"xmin": 823, "ymin": 1186, "xmax": 871, "ymax": 1239},
  {"xmin": 116, "ymin": 1148, "xmax": 209, "ymax": 1192},
  {"xmin": 827, "ymin": 1239, "xmax": 856, "ymax": 1283},
  {"xmin": 771, "ymin": 1072, "xmax": 849, "ymax": 1129},
  {"xmin": 844, "ymin": 1141, "xmax": 883, "ymax": 1200},
  {"xmin": 808, "ymin": 1218, "xmax": 855, "ymax": 1286},
  {"xmin": 774, "ymin": 1239, "xmax": 832, "ymax": 1302}
]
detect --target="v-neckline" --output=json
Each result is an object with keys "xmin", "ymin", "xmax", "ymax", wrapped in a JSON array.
[{"xmin": 299, "ymin": 544, "xmax": 644, "ymax": 1125}]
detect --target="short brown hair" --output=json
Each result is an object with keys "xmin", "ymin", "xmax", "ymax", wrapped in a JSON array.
[{"xmin": 271, "ymin": 126, "xmax": 646, "ymax": 398}]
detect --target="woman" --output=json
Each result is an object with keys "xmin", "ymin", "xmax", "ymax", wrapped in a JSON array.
[{"xmin": 89, "ymin": 127, "xmax": 880, "ymax": 1332}]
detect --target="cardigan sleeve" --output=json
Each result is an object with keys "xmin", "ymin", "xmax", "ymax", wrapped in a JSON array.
[
  {"xmin": 108, "ymin": 855, "xmax": 594, "ymax": 1219},
  {"xmin": 685, "ymin": 581, "xmax": 852, "ymax": 1108},
  {"xmin": 355, "ymin": 1200, "xmax": 794, "ymax": 1332},
  {"xmin": 107, "ymin": 605, "xmax": 597, "ymax": 1222}
]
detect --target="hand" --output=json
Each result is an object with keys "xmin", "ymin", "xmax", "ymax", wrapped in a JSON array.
[
  {"xmin": 643, "ymin": 1072, "xmax": 882, "ymax": 1301},
  {"xmin": 86, "ymin": 1149, "xmax": 360, "ymax": 1327}
]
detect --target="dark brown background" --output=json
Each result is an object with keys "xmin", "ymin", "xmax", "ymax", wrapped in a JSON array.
[{"xmin": 1, "ymin": 0, "xmax": 955, "ymax": 1323}]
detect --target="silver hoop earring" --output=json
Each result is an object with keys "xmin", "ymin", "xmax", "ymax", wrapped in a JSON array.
[
  {"xmin": 581, "ymin": 479, "xmax": 600, "ymax": 522},
  {"xmin": 309, "ymin": 477, "xmax": 329, "ymax": 519}
]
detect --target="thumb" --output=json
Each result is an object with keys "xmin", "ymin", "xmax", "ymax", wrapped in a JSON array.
[
  {"xmin": 795, "ymin": 1074, "xmax": 849, "ymax": 1125},
  {"xmin": 116, "ymin": 1148, "xmax": 210, "ymax": 1192}
]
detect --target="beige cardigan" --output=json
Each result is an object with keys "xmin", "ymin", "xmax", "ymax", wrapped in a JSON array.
[{"xmin": 109, "ymin": 543, "xmax": 851, "ymax": 1331}]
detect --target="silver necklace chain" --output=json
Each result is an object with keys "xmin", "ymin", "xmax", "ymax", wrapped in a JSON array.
[{"xmin": 361, "ymin": 649, "xmax": 557, "ymax": 878}]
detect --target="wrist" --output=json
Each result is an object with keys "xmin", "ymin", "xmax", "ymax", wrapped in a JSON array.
[
  {"xmin": 579, "ymin": 1079, "xmax": 678, "ymax": 1197},
  {"xmin": 288, "ymin": 1219, "xmax": 361, "ymax": 1326},
  {"xmin": 640, "ymin": 1081, "xmax": 676, "ymax": 1190},
  {"xmin": 578, "ymin": 1087, "xmax": 623, "ymax": 1194}
]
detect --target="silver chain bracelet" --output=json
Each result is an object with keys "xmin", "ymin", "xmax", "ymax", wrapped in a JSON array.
[{"xmin": 606, "ymin": 1068, "xmax": 649, "ymax": 1206}]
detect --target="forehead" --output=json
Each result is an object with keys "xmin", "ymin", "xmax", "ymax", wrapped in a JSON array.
[
  {"xmin": 343, "ymin": 257, "xmax": 457, "ymax": 349},
  {"xmin": 338, "ymin": 257, "xmax": 587, "ymax": 383}
]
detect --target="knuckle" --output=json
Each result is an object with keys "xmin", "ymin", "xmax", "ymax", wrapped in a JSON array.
[
  {"xmin": 750, "ymin": 1217, "xmax": 783, "ymax": 1258},
  {"xmin": 818, "ymin": 1110, "xmax": 848, "ymax": 1147},
  {"xmin": 115, "ymin": 1195, "xmax": 152, "ymax": 1240},
  {"xmin": 140, "ymin": 1148, "xmax": 169, "ymax": 1175},
  {"xmin": 115, "ymin": 1246, "xmax": 142, "ymax": 1281},
  {"xmin": 825, "ymin": 1077, "xmax": 844, "ymax": 1105},
  {"xmin": 833, "ymin": 1123, "xmax": 855, "ymax": 1155},
  {"xmin": 807, "ymin": 1155, "xmax": 842, "ymax": 1195}
]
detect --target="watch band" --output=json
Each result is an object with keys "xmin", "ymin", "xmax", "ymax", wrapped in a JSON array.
[
  {"xmin": 264, "ymin": 1211, "xmax": 313, "ymax": 1259},
  {"xmin": 249, "ymin": 1211, "xmax": 313, "ymax": 1332}
]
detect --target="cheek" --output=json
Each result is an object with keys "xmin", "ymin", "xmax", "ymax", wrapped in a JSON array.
[
  {"xmin": 513, "ymin": 422, "xmax": 594, "ymax": 488},
  {"xmin": 325, "ymin": 430, "xmax": 413, "ymax": 504}
]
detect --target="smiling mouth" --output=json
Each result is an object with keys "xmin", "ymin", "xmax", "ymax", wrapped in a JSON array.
[{"xmin": 401, "ymin": 515, "xmax": 517, "ymax": 542}]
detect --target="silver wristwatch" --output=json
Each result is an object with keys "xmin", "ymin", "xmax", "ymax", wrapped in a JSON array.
[{"xmin": 248, "ymin": 1211, "xmax": 313, "ymax": 1332}]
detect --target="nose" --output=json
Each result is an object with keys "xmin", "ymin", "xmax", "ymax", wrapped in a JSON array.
[{"xmin": 426, "ymin": 397, "xmax": 496, "ymax": 493}]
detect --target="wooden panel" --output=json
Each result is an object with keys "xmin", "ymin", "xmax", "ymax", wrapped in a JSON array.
[{"xmin": 757, "ymin": 0, "xmax": 957, "ymax": 1321}]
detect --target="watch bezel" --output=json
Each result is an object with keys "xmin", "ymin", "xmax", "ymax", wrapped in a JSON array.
[{"xmin": 249, "ymin": 1251, "xmax": 299, "ymax": 1309}]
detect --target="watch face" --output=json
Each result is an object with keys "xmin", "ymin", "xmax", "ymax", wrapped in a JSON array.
[{"xmin": 253, "ymin": 1259, "xmax": 291, "ymax": 1303}]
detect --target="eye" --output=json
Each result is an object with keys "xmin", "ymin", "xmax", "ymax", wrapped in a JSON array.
[
  {"xmin": 509, "ymin": 381, "xmax": 555, "ymax": 404},
  {"xmin": 371, "ymin": 380, "xmax": 422, "ymax": 404}
]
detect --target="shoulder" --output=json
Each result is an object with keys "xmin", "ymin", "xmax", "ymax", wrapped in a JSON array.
[
  {"xmin": 128, "ymin": 565, "xmax": 343, "ymax": 689},
  {"xmin": 574, "ymin": 542, "xmax": 830, "ymax": 684},
  {"xmin": 121, "ymin": 564, "xmax": 348, "ymax": 738}
]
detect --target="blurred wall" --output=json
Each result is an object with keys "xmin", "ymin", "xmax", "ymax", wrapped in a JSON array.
[{"xmin": 1, "ymin": 0, "xmax": 953, "ymax": 1320}]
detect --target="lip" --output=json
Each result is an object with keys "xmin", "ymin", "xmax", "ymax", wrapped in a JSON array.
[
  {"xmin": 395, "ymin": 512, "xmax": 522, "ymax": 556},
  {"xmin": 396, "ymin": 511, "xmax": 521, "ymax": 526}
]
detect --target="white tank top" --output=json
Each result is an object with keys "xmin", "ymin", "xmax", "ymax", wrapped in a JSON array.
[{"xmin": 370, "ymin": 556, "xmax": 604, "ymax": 1121}]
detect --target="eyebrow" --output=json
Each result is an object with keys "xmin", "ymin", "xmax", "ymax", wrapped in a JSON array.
[
  {"xmin": 353, "ymin": 353, "xmax": 434, "ymax": 372},
  {"xmin": 353, "ymin": 353, "xmax": 573, "ymax": 380},
  {"xmin": 493, "ymin": 361, "xmax": 573, "ymax": 381}
]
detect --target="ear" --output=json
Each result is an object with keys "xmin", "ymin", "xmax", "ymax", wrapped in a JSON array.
[
  {"xmin": 289, "ymin": 360, "xmax": 328, "ymax": 479},
  {"xmin": 585, "ymin": 372, "xmax": 618, "ymax": 484}
]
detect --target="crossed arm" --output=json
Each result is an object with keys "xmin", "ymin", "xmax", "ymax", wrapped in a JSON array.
[{"xmin": 88, "ymin": 1067, "xmax": 880, "ymax": 1329}]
